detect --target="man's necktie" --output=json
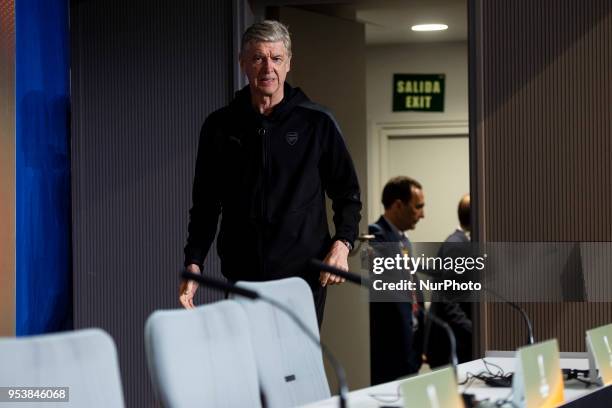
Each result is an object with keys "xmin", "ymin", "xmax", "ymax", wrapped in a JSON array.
[{"xmin": 400, "ymin": 234, "xmax": 419, "ymax": 331}]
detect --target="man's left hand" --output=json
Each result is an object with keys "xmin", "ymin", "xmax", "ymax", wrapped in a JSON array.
[{"xmin": 320, "ymin": 240, "xmax": 349, "ymax": 287}]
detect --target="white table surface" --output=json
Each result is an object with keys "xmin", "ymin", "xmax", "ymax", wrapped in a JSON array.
[{"xmin": 301, "ymin": 357, "xmax": 598, "ymax": 407}]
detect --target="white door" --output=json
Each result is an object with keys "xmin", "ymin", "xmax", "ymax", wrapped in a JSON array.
[{"xmin": 385, "ymin": 134, "xmax": 470, "ymax": 243}]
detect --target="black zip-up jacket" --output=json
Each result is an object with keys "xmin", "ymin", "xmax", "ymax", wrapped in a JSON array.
[{"xmin": 184, "ymin": 83, "xmax": 361, "ymax": 285}]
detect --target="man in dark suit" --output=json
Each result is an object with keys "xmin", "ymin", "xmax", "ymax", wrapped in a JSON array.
[
  {"xmin": 369, "ymin": 176, "xmax": 425, "ymax": 385},
  {"xmin": 426, "ymin": 194, "xmax": 473, "ymax": 368}
]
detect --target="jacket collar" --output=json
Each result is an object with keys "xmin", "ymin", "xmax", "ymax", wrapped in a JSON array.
[{"xmin": 229, "ymin": 82, "xmax": 309, "ymax": 123}]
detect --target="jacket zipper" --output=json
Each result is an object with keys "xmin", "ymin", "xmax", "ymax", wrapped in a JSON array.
[
  {"xmin": 259, "ymin": 126, "xmax": 268, "ymax": 277},
  {"xmin": 260, "ymin": 126, "xmax": 268, "ymax": 219}
]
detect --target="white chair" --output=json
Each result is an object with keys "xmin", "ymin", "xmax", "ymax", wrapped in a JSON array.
[
  {"xmin": 0, "ymin": 328, "xmax": 125, "ymax": 407},
  {"xmin": 234, "ymin": 278, "xmax": 330, "ymax": 408},
  {"xmin": 144, "ymin": 300, "xmax": 261, "ymax": 408}
]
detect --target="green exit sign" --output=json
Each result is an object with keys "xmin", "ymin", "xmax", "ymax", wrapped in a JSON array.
[{"xmin": 393, "ymin": 74, "xmax": 445, "ymax": 112}]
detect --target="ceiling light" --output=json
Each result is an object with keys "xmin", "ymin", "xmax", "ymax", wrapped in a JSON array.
[{"xmin": 411, "ymin": 24, "xmax": 448, "ymax": 32}]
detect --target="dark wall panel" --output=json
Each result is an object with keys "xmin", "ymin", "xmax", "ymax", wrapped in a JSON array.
[
  {"xmin": 71, "ymin": 1, "xmax": 232, "ymax": 405},
  {"xmin": 472, "ymin": 0, "xmax": 612, "ymax": 352}
]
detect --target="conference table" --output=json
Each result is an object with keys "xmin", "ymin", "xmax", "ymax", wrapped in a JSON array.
[{"xmin": 302, "ymin": 356, "xmax": 609, "ymax": 407}]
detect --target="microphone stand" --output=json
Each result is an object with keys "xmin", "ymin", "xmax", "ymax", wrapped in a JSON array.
[
  {"xmin": 309, "ymin": 259, "xmax": 459, "ymax": 374},
  {"xmin": 415, "ymin": 266, "xmax": 536, "ymax": 346},
  {"xmin": 423, "ymin": 309, "xmax": 459, "ymax": 371},
  {"xmin": 482, "ymin": 287, "xmax": 535, "ymax": 345},
  {"xmin": 310, "ymin": 258, "xmax": 538, "ymax": 370},
  {"xmin": 414, "ymin": 257, "xmax": 536, "ymax": 346},
  {"xmin": 181, "ymin": 270, "xmax": 349, "ymax": 408}
]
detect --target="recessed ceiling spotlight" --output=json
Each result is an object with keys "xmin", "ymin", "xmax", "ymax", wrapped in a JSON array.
[{"xmin": 411, "ymin": 24, "xmax": 448, "ymax": 32}]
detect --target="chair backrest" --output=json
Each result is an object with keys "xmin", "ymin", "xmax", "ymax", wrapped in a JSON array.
[
  {"xmin": 234, "ymin": 277, "xmax": 331, "ymax": 408},
  {"xmin": 0, "ymin": 328, "xmax": 125, "ymax": 407},
  {"xmin": 144, "ymin": 300, "xmax": 261, "ymax": 408}
]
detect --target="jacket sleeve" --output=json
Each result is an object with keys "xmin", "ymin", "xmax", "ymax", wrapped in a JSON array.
[
  {"xmin": 183, "ymin": 116, "xmax": 222, "ymax": 268},
  {"xmin": 319, "ymin": 114, "xmax": 362, "ymax": 247}
]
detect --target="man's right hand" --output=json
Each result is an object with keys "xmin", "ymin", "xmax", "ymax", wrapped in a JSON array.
[{"xmin": 179, "ymin": 264, "xmax": 201, "ymax": 309}]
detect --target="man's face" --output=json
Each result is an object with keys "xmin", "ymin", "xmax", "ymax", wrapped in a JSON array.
[
  {"xmin": 397, "ymin": 187, "xmax": 425, "ymax": 231},
  {"xmin": 240, "ymin": 41, "xmax": 291, "ymax": 100}
]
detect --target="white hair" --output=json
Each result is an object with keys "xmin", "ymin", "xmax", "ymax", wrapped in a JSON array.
[{"xmin": 241, "ymin": 20, "xmax": 292, "ymax": 57}]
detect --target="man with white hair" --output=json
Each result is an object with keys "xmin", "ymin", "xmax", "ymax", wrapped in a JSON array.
[{"xmin": 180, "ymin": 20, "xmax": 362, "ymax": 325}]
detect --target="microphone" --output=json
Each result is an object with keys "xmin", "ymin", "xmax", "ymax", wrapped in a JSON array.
[
  {"xmin": 380, "ymin": 260, "xmax": 536, "ymax": 347},
  {"xmin": 481, "ymin": 287, "xmax": 535, "ymax": 345},
  {"xmin": 313, "ymin": 256, "xmax": 536, "ymax": 346},
  {"xmin": 414, "ymin": 266, "xmax": 536, "ymax": 346},
  {"xmin": 424, "ymin": 310, "xmax": 459, "ymax": 369},
  {"xmin": 310, "ymin": 259, "xmax": 459, "ymax": 372},
  {"xmin": 181, "ymin": 270, "xmax": 349, "ymax": 408}
]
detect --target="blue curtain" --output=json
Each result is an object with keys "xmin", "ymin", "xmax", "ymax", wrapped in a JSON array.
[{"xmin": 16, "ymin": 0, "xmax": 71, "ymax": 334}]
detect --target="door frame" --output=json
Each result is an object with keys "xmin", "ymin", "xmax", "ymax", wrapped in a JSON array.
[{"xmin": 368, "ymin": 120, "xmax": 469, "ymax": 223}]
